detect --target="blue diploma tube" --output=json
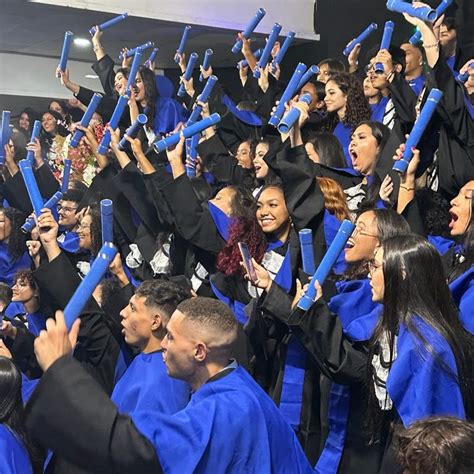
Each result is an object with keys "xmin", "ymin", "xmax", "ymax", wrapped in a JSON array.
[
  {"xmin": 145, "ymin": 47, "xmax": 159, "ymax": 67},
  {"xmin": 125, "ymin": 51, "xmax": 143, "ymax": 92},
  {"xmin": 19, "ymin": 159, "xmax": 44, "ymax": 217},
  {"xmin": 100, "ymin": 199, "xmax": 114, "ymax": 244},
  {"xmin": 253, "ymin": 23, "xmax": 282, "ymax": 79},
  {"xmin": 386, "ymin": 0, "xmax": 437, "ymax": 21},
  {"xmin": 58, "ymin": 31, "xmax": 73, "ymax": 73},
  {"xmin": 232, "ymin": 7, "xmax": 267, "ymax": 54},
  {"xmin": 277, "ymin": 93, "xmax": 312, "ymax": 134},
  {"xmin": 186, "ymin": 75, "xmax": 218, "ymax": 125},
  {"xmin": 393, "ymin": 88, "xmax": 443, "ymax": 174},
  {"xmin": 199, "ymin": 49, "xmax": 213, "ymax": 82},
  {"xmin": 268, "ymin": 62, "xmax": 308, "ymax": 127},
  {"xmin": 299, "ymin": 229, "xmax": 315, "ymax": 275},
  {"xmin": 61, "ymin": 159, "xmax": 72, "ymax": 193},
  {"xmin": 296, "ymin": 65, "xmax": 319, "ymax": 91},
  {"xmin": 375, "ymin": 21, "xmax": 395, "ymax": 73},
  {"xmin": 21, "ymin": 191, "xmax": 63, "ymax": 233},
  {"xmin": 456, "ymin": 63, "xmax": 474, "ymax": 83},
  {"xmin": 26, "ymin": 119, "xmax": 42, "ymax": 164},
  {"xmin": 186, "ymin": 134, "xmax": 199, "ymax": 178},
  {"xmin": 272, "ymin": 31, "xmax": 295, "ymax": 72},
  {"xmin": 97, "ymin": 94, "xmax": 129, "ymax": 155},
  {"xmin": 175, "ymin": 25, "xmax": 192, "ymax": 63},
  {"xmin": 0, "ymin": 110, "xmax": 11, "ymax": 164},
  {"xmin": 343, "ymin": 23, "xmax": 378, "ymax": 56},
  {"xmin": 69, "ymin": 93, "xmax": 102, "ymax": 148},
  {"xmin": 297, "ymin": 219, "xmax": 355, "ymax": 311},
  {"xmin": 118, "ymin": 113, "xmax": 148, "ymax": 151},
  {"xmin": 237, "ymin": 48, "xmax": 263, "ymax": 69},
  {"xmin": 89, "ymin": 13, "xmax": 128, "ymax": 35},
  {"xmin": 178, "ymin": 52, "xmax": 199, "ymax": 97},
  {"xmin": 122, "ymin": 41, "xmax": 153, "ymax": 59},
  {"xmin": 63, "ymin": 242, "xmax": 118, "ymax": 330},
  {"xmin": 154, "ymin": 113, "xmax": 221, "ymax": 153},
  {"xmin": 409, "ymin": 30, "xmax": 422, "ymax": 45}
]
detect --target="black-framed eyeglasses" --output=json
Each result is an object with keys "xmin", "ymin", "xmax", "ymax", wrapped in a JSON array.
[{"xmin": 57, "ymin": 204, "xmax": 78, "ymax": 213}]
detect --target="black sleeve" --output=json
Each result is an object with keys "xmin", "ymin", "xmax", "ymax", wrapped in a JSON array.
[
  {"xmin": 285, "ymin": 299, "xmax": 368, "ymax": 385},
  {"xmin": 91, "ymin": 54, "xmax": 116, "ymax": 97},
  {"xmin": 25, "ymin": 356, "xmax": 161, "ymax": 474},
  {"xmin": 4, "ymin": 324, "xmax": 41, "ymax": 379},
  {"xmin": 161, "ymin": 174, "xmax": 224, "ymax": 255},
  {"xmin": 388, "ymin": 73, "xmax": 418, "ymax": 129},
  {"xmin": 196, "ymin": 134, "xmax": 254, "ymax": 187}
]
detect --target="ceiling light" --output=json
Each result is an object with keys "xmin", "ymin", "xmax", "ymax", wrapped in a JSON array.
[{"xmin": 74, "ymin": 38, "xmax": 91, "ymax": 47}]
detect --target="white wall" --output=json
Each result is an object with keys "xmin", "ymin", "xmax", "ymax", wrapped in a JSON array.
[{"xmin": 29, "ymin": 0, "xmax": 320, "ymax": 40}]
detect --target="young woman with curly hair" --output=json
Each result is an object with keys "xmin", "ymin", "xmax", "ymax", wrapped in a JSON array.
[
  {"xmin": 0, "ymin": 208, "xmax": 30, "ymax": 287},
  {"xmin": 324, "ymin": 72, "xmax": 372, "ymax": 168}
]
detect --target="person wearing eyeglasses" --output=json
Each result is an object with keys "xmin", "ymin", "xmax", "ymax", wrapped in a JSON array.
[{"xmin": 56, "ymin": 189, "xmax": 84, "ymax": 255}]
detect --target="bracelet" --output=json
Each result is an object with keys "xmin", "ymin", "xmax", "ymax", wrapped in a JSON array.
[
  {"xmin": 400, "ymin": 185, "xmax": 415, "ymax": 191},
  {"xmin": 424, "ymin": 43, "xmax": 439, "ymax": 49}
]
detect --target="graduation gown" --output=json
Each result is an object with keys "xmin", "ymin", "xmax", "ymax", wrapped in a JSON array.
[
  {"xmin": 0, "ymin": 425, "xmax": 33, "ymax": 474},
  {"xmin": 0, "ymin": 244, "xmax": 31, "ymax": 286},
  {"xmin": 111, "ymin": 350, "xmax": 190, "ymax": 415},
  {"xmin": 25, "ymin": 357, "xmax": 313, "ymax": 474}
]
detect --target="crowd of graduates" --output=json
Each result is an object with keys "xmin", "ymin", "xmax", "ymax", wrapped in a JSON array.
[{"xmin": 0, "ymin": 1, "xmax": 473, "ymax": 473}]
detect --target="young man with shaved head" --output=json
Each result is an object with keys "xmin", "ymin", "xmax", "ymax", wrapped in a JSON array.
[{"xmin": 26, "ymin": 297, "xmax": 312, "ymax": 473}]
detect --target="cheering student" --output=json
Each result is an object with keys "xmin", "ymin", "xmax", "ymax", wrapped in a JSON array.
[{"xmin": 25, "ymin": 298, "xmax": 313, "ymax": 473}]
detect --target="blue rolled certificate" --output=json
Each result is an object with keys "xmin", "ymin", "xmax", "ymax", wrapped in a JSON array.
[
  {"xmin": 125, "ymin": 51, "xmax": 143, "ymax": 92},
  {"xmin": 118, "ymin": 113, "xmax": 148, "ymax": 150},
  {"xmin": 175, "ymin": 25, "xmax": 192, "ymax": 63},
  {"xmin": 122, "ymin": 41, "xmax": 154, "ymax": 59},
  {"xmin": 21, "ymin": 191, "xmax": 63, "ymax": 233},
  {"xmin": 19, "ymin": 159, "xmax": 44, "ymax": 217},
  {"xmin": 0, "ymin": 110, "xmax": 11, "ymax": 164},
  {"xmin": 393, "ymin": 88, "xmax": 443, "ymax": 174},
  {"xmin": 186, "ymin": 134, "xmax": 199, "ymax": 178},
  {"xmin": 145, "ymin": 48, "xmax": 159, "ymax": 68},
  {"xmin": 456, "ymin": 64, "xmax": 474, "ymax": 83},
  {"xmin": 199, "ymin": 49, "xmax": 213, "ymax": 82},
  {"xmin": 253, "ymin": 23, "xmax": 282, "ymax": 78},
  {"xmin": 297, "ymin": 219, "xmax": 355, "ymax": 311},
  {"xmin": 26, "ymin": 119, "xmax": 42, "ymax": 164},
  {"xmin": 296, "ymin": 65, "xmax": 319, "ymax": 90},
  {"xmin": 375, "ymin": 21, "xmax": 395, "ymax": 73},
  {"xmin": 178, "ymin": 52, "xmax": 199, "ymax": 97},
  {"xmin": 154, "ymin": 113, "xmax": 221, "ymax": 153},
  {"xmin": 69, "ymin": 93, "xmax": 102, "ymax": 148},
  {"xmin": 89, "ymin": 13, "xmax": 128, "ymax": 35},
  {"xmin": 408, "ymin": 30, "xmax": 422, "ymax": 45},
  {"xmin": 299, "ymin": 228, "xmax": 315, "ymax": 275},
  {"xmin": 97, "ymin": 94, "xmax": 129, "ymax": 155},
  {"xmin": 343, "ymin": 23, "xmax": 378, "ymax": 56},
  {"xmin": 186, "ymin": 75, "xmax": 218, "ymax": 125},
  {"xmin": 63, "ymin": 242, "xmax": 118, "ymax": 330},
  {"xmin": 277, "ymin": 93, "xmax": 312, "ymax": 134},
  {"xmin": 268, "ymin": 62, "xmax": 307, "ymax": 127},
  {"xmin": 237, "ymin": 48, "xmax": 262, "ymax": 69},
  {"xmin": 272, "ymin": 31, "xmax": 295, "ymax": 72},
  {"xmin": 100, "ymin": 199, "xmax": 113, "ymax": 244},
  {"xmin": 58, "ymin": 31, "xmax": 73, "ymax": 73},
  {"xmin": 387, "ymin": 0, "xmax": 437, "ymax": 21},
  {"xmin": 61, "ymin": 159, "xmax": 72, "ymax": 193},
  {"xmin": 231, "ymin": 8, "xmax": 266, "ymax": 54}
]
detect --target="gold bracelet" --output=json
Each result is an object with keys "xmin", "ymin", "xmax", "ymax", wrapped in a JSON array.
[
  {"xmin": 424, "ymin": 43, "xmax": 439, "ymax": 49},
  {"xmin": 400, "ymin": 185, "xmax": 415, "ymax": 191}
]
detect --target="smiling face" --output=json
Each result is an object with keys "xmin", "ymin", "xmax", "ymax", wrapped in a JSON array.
[
  {"xmin": 253, "ymin": 142, "xmax": 269, "ymax": 179},
  {"xmin": 209, "ymin": 187, "xmax": 236, "ymax": 217},
  {"xmin": 349, "ymin": 124, "xmax": 379, "ymax": 176},
  {"xmin": 114, "ymin": 71, "xmax": 127, "ymax": 95},
  {"xmin": 256, "ymin": 187, "xmax": 290, "ymax": 238},
  {"xmin": 133, "ymin": 72, "xmax": 146, "ymax": 103},
  {"xmin": 41, "ymin": 112, "xmax": 57, "ymax": 135},
  {"xmin": 57, "ymin": 200, "xmax": 78, "ymax": 228},
  {"xmin": 18, "ymin": 113, "xmax": 30, "ymax": 131},
  {"xmin": 120, "ymin": 294, "xmax": 161, "ymax": 351},
  {"xmin": 317, "ymin": 63, "xmax": 331, "ymax": 84},
  {"xmin": 235, "ymin": 141, "xmax": 253, "ymax": 169},
  {"xmin": 77, "ymin": 214, "xmax": 92, "ymax": 250},
  {"xmin": 344, "ymin": 210, "xmax": 379, "ymax": 264},
  {"xmin": 449, "ymin": 181, "xmax": 474, "ymax": 236},
  {"xmin": 324, "ymin": 80, "xmax": 346, "ymax": 115},
  {"xmin": 368, "ymin": 246, "xmax": 384, "ymax": 302}
]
